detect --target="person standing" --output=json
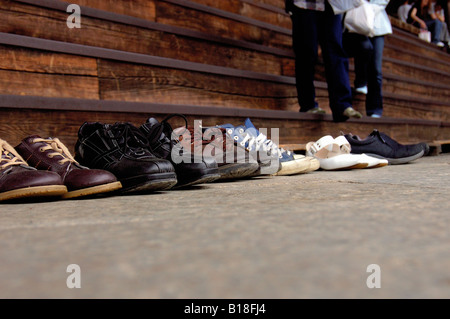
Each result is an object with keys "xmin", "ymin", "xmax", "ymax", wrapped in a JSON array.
[
  {"xmin": 343, "ymin": 0, "xmax": 392, "ymax": 118},
  {"xmin": 285, "ymin": 0, "xmax": 363, "ymax": 122}
]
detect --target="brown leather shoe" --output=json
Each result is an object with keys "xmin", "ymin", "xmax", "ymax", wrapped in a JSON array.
[
  {"xmin": 1, "ymin": 139, "xmax": 67, "ymax": 202},
  {"xmin": 179, "ymin": 126, "xmax": 259, "ymax": 180},
  {"xmin": 15, "ymin": 136, "xmax": 122, "ymax": 199}
]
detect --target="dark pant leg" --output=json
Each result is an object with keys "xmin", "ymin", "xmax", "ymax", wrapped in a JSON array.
[
  {"xmin": 290, "ymin": 7, "xmax": 319, "ymax": 112},
  {"xmin": 317, "ymin": 2, "xmax": 353, "ymax": 121},
  {"xmin": 347, "ymin": 34, "xmax": 373, "ymax": 89},
  {"xmin": 426, "ymin": 19, "xmax": 443, "ymax": 44},
  {"xmin": 366, "ymin": 36, "xmax": 384, "ymax": 116}
]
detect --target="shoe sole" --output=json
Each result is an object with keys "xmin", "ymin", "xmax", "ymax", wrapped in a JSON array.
[
  {"xmin": 0, "ymin": 185, "xmax": 68, "ymax": 202},
  {"xmin": 62, "ymin": 181, "xmax": 122, "ymax": 199},
  {"xmin": 173, "ymin": 172, "xmax": 221, "ymax": 189},
  {"xmin": 293, "ymin": 155, "xmax": 321, "ymax": 173},
  {"xmin": 307, "ymin": 158, "xmax": 321, "ymax": 172},
  {"xmin": 325, "ymin": 163, "xmax": 369, "ymax": 171},
  {"xmin": 273, "ymin": 158, "xmax": 316, "ymax": 176},
  {"xmin": 119, "ymin": 173, "xmax": 178, "ymax": 194},
  {"xmin": 366, "ymin": 162, "xmax": 389, "ymax": 169},
  {"xmin": 217, "ymin": 163, "xmax": 259, "ymax": 180},
  {"xmin": 249, "ymin": 161, "xmax": 282, "ymax": 177},
  {"xmin": 364, "ymin": 150, "xmax": 424, "ymax": 165}
]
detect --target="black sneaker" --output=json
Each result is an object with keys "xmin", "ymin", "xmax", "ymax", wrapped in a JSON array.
[
  {"xmin": 140, "ymin": 114, "xmax": 220, "ymax": 188},
  {"xmin": 344, "ymin": 130, "xmax": 425, "ymax": 164},
  {"xmin": 75, "ymin": 122, "xmax": 178, "ymax": 193}
]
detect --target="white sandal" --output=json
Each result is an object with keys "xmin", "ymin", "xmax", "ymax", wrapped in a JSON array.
[{"xmin": 306, "ymin": 135, "xmax": 368, "ymax": 170}]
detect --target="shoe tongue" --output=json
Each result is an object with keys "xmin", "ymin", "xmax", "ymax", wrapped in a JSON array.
[
  {"xmin": 144, "ymin": 118, "xmax": 171, "ymax": 142},
  {"xmin": 217, "ymin": 123, "xmax": 234, "ymax": 129},
  {"xmin": 244, "ymin": 118, "xmax": 263, "ymax": 139},
  {"xmin": 111, "ymin": 123, "xmax": 146, "ymax": 148},
  {"xmin": 27, "ymin": 134, "xmax": 42, "ymax": 140},
  {"xmin": 370, "ymin": 129, "xmax": 380, "ymax": 137},
  {"xmin": 146, "ymin": 118, "xmax": 160, "ymax": 126},
  {"xmin": 370, "ymin": 129, "xmax": 400, "ymax": 146},
  {"xmin": 244, "ymin": 118, "xmax": 259, "ymax": 134}
]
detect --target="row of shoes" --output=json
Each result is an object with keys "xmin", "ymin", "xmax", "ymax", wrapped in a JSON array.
[
  {"xmin": 0, "ymin": 116, "xmax": 320, "ymax": 202},
  {"xmin": 1, "ymin": 114, "xmax": 428, "ymax": 202},
  {"xmin": 306, "ymin": 130, "xmax": 428, "ymax": 170}
]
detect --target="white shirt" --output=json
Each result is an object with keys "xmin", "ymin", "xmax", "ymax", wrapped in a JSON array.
[{"xmin": 398, "ymin": 4, "xmax": 413, "ymax": 23}]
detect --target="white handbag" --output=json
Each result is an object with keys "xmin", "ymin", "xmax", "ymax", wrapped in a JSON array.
[
  {"xmin": 418, "ymin": 29, "xmax": 432, "ymax": 43},
  {"xmin": 344, "ymin": 1, "xmax": 384, "ymax": 37}
]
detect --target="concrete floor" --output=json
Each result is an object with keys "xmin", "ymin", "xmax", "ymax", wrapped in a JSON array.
[{"xmin": 0, "ymin": 154, "xmax": 449, "ymax": 299}]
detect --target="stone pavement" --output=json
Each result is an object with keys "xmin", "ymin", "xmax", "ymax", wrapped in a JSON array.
[{"xmin": 0, "ymin": 154, "xmax": 449, "ymax": 299}]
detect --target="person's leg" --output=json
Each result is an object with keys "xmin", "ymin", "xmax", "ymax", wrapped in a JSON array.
[
  {"xmin": 351, "ymin": 35, "xmax": 373, "ymax": 90},
  {"xmin": 426, "ymin": 19, "xmax": 443, "ymax": 44},
  {"xmin": 290, "ymin": 6, "xmax": 319, "ymax": 112},
  {"xmin": 342, "ymin": 32, "xmax": 373, "ymax": 90},
  {"xmin": 366, "ymin": 36, "xmax": 385, "ymax": 117},
  {"xmin": 440, "ymin": 21, "xmax": 450, "ymax": 43},
  {"xmin": 318, "ymin": 2, "xmax": 354, "ymax": 122}
]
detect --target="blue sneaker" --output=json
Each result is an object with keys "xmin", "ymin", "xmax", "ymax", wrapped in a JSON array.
[
  {"xmin": 221, "ymin": 118, "xmax": 320, "ymax": 175},
  {"xmin": 244, "ymin": 118, "xmax": 321, "ymax": 175},
  {"xmin": 217, "ymin": 123, "xmax": 280, "ymax": 176}
]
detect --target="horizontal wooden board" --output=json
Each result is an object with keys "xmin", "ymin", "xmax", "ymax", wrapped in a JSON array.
[
  {"xmin": 61, "ymin": 0, "xmax": 157, "ymax": 21},
  {"xmin": 353, "ymin": 95, "xmax": 450, "ymax": 122},
  {"xmin": 97, "ymin": 59, "xmax": 300, "ymax": 110},
  {"xmin": 383, "ymin": 46, "xmax": 450, "ymax": 74},
  {"xmin": 382, "ymin": 59, "xmax": 450, "ymax": 84},
  {"xmin": 186, "ymin": 0, "xmax": 292, "ymax": 29},
  {"xmin": 0, "ymin": 69, "xmax": 99, "ymax": 99},
  {"xmin": 387, "ymin": 30, "xmax": 450, "ymax": 63},
  {"xmin": 0, "ymin": 44, "xmax": 97, "ymax": 75},
  {"xmin": 382, "ymin": 77, "xmax": 450, "ymax": 100},
  {"xmin": 155, "ymin": 0, "xmax": 292, "ymax": 50}
]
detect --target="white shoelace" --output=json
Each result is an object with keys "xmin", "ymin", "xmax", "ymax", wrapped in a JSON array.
[{"xmin": 235, "ymin": 129, "xmax": 291, "ymax": 159}]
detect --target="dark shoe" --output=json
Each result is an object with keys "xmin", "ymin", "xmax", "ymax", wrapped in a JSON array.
[
  {"xmin": 344, "ymin": 130, "xmax": 425, "ymax": 164},
  {"xmin": 15, "ymin": 136, "xmax": 122, "ymax": 199},
  {"xmin": 343, "ymin": 107, "xmax": 362, "ymax": 119},
  {"xmin": 140, "ymin": 114, "xmax": 221, "ymax": 187},
  {"xmin": 421, "ymin": 143, "xmax": 430, "ymax": 156},
  {"xmin": 1, "ymin": 139, "xmax": 67, "ymax": 202},
  {"xmin": 197, "ymin": 126, "xmax": 260, "ymax": 180},
  {"xmin": 75, "ymin": 122, "xmax": 177, "ymax": 193},
  {"xmin": 305, "ymin": 107, "xmax": 326, "ymax": 114}
]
